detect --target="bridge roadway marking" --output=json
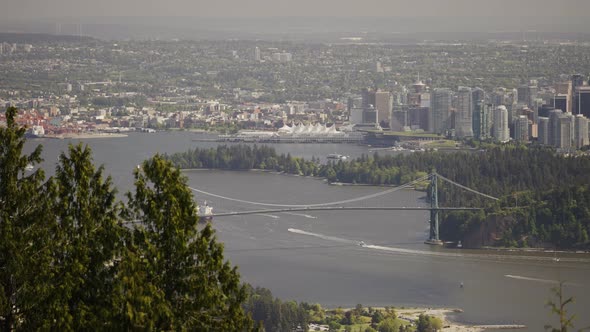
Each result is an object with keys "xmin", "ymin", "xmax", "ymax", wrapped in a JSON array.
[{"xmin": 198, "ymin": 206, "xmax": 481, "ymax": 218}]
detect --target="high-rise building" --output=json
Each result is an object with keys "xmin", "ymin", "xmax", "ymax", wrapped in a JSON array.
[
  {"xmin": 350, "ymin": 108, "xmax": 364, "ymax": 124},
  {"xmin": 557, "ymin": 115, "xmax": 574, "ymax": 150},
  {"xmin": 362, "ymin": 107, "xmax": 378, "ymax": 126},
  {"xmin": 517, "ymin": 84, "xmax": 537, "ymax": 107},
  {"xmin": 473, "ymin": 102, "xmax": 492, "ymax": 140},
  {"xmin": 361, "ymin": 88, "xmax": 376, "ymax": 109},
  {"xmin": 492, "ymin": 105, "xmax": 510, "ymax": 142},
  {"xmin": 455, "ymin": 86, "xmax": 473, "ymax": 137},
  {"xmin": 555, "ymin": 81, "xmax": 573, "ymax": 113},
  {"xmin": 490, "ymin": 88, "xmax": 506, "ymax": 106},
  {"xmin": 572, "ymin": 74, "xmax": 585, "ymax": 90},
  {"xmin": 429, "ymin": 88, "xmax": 452, "ymax": 134},
  {"xmin": 574, "ymin": 114, "xmax": 589, "ymax": 149},
  {"xmin": 514, "ymin": 115, "xmax": 529, "ymax": 142},
  {"xmin": 471, "ymin": 87, "xmax": 485, "ymax": 110},
  {"xmin": 552, "ymin": 94, "xmax": 568, "ymax": 114},
  {"xmin": 407, "ymin": 107, "xmax": 429, "ymax": 131},
  {"xmin": 574, "ymin": 86, "xmax": 590, "ymax": 117},
  {"xmin": 254, "ymin": 46, "xmax": 261, "ymax": 61},
  {"xmin": 548, "ymin": 109, "xmax": 563, "ymax": 146},
  {"xmin": 392, "ymin": 106, "xmax": 407, "ymax": 131},
  {"xmin": 375, "ymin": 90, "xmax": 393, "ymax": 127},
  {"xmin": 538, "ymin": 117, "xmax": 550, "ymax": 145}
]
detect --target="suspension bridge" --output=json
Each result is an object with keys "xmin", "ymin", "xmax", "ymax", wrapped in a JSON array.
[{"xmin": 191, "ymin": 172, "xmax": 498, "ymax": 245}]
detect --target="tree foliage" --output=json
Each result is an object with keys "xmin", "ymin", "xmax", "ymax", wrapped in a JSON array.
[
  {"xmin": 416, "ymin": 314, "xmax": 443, "ymax": 332},
  {"xmin": 120, "ymin": 155, "xmax": 252, "ymax": 331},
  {"xmin": 545, "ymin": 282, "xmax": 577, "ymax": 332},
  {"xmin": 244, "ymin": 286, "xmax": 310, "ymax": 332},
  {"xmin": 0, "ymin": 108, "xmax": 254, "ymax": 330},
  {"xmin": 0, "ymin": 107, "xmax": 48, "ymax": 331}
]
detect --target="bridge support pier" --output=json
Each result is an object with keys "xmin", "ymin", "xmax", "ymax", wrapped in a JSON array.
[{"xmin": 425, "ymin": 173, "xmax": 443, "ymax": 246}]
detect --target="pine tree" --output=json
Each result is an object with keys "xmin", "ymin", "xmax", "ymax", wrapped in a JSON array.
[
  {"xmin": 119, "ymin": 155, "xmax": 252, "ymax": 330},
  {"xmin": 0, "ymin": 107, "xmax": 49, "ymax": 330},
  {"xmin": 29, "ymin": 143, "xmax": 125, "ymax": 330},
  {"xmin": 545, "ymin": 282, "xmax": 576, "ymax": 332}
]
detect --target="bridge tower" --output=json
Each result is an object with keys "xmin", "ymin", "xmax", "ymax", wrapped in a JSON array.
[{"xmin": 426, "ymin": 172, "xmax": 444, "ymax": 245}]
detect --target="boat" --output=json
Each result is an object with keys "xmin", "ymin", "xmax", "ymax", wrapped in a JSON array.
[
  {"xmin": 196, "ymin": 201, "xmax": 213, "ymax": 223},
  {"xmin": 25, "ymin": 125, "xmax": 45, "ymax": 138},
  {"xmin": 326, "ymin": 154, "xmax": 349, "ymax": 161}
]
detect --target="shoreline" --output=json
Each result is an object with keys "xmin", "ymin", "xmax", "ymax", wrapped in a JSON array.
[
  {"xmin": 397, "ymin": 307, "xmax": 526, "ymax": 331},
  {"xmin": 334, "ymin": 307, "xmax": 525, "ymax": 331},
  {"xmin": 45, "ymin": 133, "xmax": 129, "ymax": 139}
]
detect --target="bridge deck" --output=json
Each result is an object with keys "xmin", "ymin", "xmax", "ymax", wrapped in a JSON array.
[{"xmin": 198, "ymin": 206, "xmax": 481, "ymax": 218}]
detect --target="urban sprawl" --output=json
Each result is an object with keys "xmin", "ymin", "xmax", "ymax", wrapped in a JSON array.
[{"xmin": 1, "ymin": 37, "xmax": 589, "ymax": 151}]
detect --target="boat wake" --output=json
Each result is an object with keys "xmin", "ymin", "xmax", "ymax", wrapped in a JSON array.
[
  {"xmin": 257, "ymin": 214, "xmax": 280, "ymax": 219},
  {"xmin": 287, "ymin": 228, "xmax": 356, "ymax": 244},
  {"xmin": 284, "ymin": 212, "xmax": 317, "ymax": 219},
  {"xmin": 287, "ymin": 229, "xmax": 590, "ymax": 263},
  {"xmin": 504, "ymin": 274, "xmax": 581, "ymax": 286}
]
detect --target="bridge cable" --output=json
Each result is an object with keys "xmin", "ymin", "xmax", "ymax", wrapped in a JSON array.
[
  {"xmin": 435, "ymin": 173, "xmax": 499, "ymax": 201},
  {"xmin": 189, "ymin": 173, "xmax": 431, "ymax": 208}
]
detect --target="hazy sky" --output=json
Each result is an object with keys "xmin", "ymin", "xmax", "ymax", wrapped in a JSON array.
[{"xmin": 3, "ymin": 0, "xmax": 590, "ymax": 19}]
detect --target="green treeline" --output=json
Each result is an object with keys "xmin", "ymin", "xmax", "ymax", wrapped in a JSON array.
[
  {"xmin": 244, "ymin": 286, "xmax": 310, "ymax": 332},
  {"xmin": 165, "ymin": 144, "xmax": 428, "ymax": 184},
  {"xmin": 169, "ymin": 144, "xmax": 590, "ymax": 249}
]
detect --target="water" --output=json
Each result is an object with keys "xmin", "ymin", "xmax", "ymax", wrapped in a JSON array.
[{"xmin": 24, "ymin": 131, "xmax": 590, "ymax": 331}]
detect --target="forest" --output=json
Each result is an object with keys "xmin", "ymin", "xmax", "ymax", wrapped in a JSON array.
[{"xmin": 167, "ymin": 144, "xmax": 590, "ymax": 249}]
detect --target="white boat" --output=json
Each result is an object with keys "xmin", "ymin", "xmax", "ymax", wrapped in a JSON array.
[
  {"xmin": 196, "ymin": 201, "xmax": 213, "ymax": 222},
  {"xmin": 327, "ymin": 154, "xmax": 349, "ymax": 161},
  {"xmin": 25, "ymin": 126, "xmax": 45, "ymax": 138}
]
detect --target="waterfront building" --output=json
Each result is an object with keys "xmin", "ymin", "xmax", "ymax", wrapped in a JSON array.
[
  {"xmin": 429, "ymin": 88, "xmax": 452, "ymax": 134},
  {"xmin": 492, "ymin": 105, "xmax": 510, "ymax": 142},
  {"xmin": 375, "ymin": 90, "xmax": 393, "ymax": 127},
  {"xmin": 361, "ymin": 88, "xmax": 376, "ymax": 109}
]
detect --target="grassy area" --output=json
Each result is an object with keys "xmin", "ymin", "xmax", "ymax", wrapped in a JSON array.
[{"xmin": 422, "ymin": 139, "xmax": 459, "ymax": 148}]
